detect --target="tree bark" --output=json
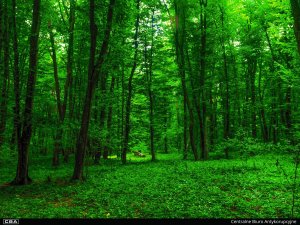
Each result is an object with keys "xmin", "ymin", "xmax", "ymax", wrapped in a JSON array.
[
  {"xmin": 11, "ymin": 0, "xmax": 41, "ymax": 185},
  {"xmin": 258, "ymin": 59, "xmax": 269, "ymax": 142},
  {"xmin": 199, "ymin": 0, "xmax": 208, "ymax": 160},
  {"xmin": 95, "ymin": 72, "xmax": 107, "ymax": 163},
  {"xmin": 122, "ymin": 0, "xmax": 140, "ymax": 164},
  {"xmin": 290, "ymin": 0, "xmax": 300, "ymax": 54},
  {"xmin": 174, "ymin": 0, "xmax": 198, "ymax": 161},
  {"xmin": 0, "ymin": 0, "xmax": 9, "ymax": 146},
  {"xmin": 48, "ymin": 22, "xmax": 63, "ymax": 166},
  {"xmin": 265, "ymin": 28, "xmax": 278, "ymax": 143},
  {"xmin": 148, "ymin": 10, "xmax": 155, "ymax": 161},
  {"xmin": 220, "ymin": 5, "xmax": 230, "ymax": 158},
  {"xmin": 11, "ymin": 0, "xmax": 21, "ymax": 148},
  {"xmin": 248, "ymin": 56, "xmax": 257, "ymax": 138},
  {"xmin": 103, "ymin": 76, "xmax": 115, "ymax": 159},
  {"xmin": 49, "ymin": 0, "xmax": 76, "ymax": 166},
  {"xmin": 72, "ymin": 0, "xmax": 115, "ymax": 180}
]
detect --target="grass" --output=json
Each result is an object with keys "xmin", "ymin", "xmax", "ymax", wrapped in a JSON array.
[{"xmin": 0, "ymin": 152, "xmax": 299, "ymax": 218}]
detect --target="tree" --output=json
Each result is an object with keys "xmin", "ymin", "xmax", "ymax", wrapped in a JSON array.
[
  {"xmin": 11, "ymin": 0, "xmax": 41, "ymax": 185},
  {"xmin": 122, "ymin": 0, "xmax": 140, "ymax": 164},
  {"xmin": 290, "ymin": 0, "xmax": 300, "ymax": 54},
  {"xmin": 0, "ymin": 0, "xmax": 9, "ymax": 146},
  {"xmin": 72, "ymin": 0, "xmax": 116, "ymax": 180},
  {"xmin": 174, "ymin": 0, "xmax": 198, "ymax": 161}
]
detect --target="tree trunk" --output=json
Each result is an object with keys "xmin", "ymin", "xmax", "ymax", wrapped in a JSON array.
[
  {"xmin": 148, "ymin": 10, "xmax": 155, "ymax": 161},
  {"xmin": 248, "ymin": 56, "xmax": 257, "ymax": 138},
  {"xmin": 174, "ymin": 0, "xmax": 198, "ymax": 161},
  {"xmin": 164, "ymin": 116, "xmax": 168, "ymax": 153},
  {"xmin": 258, "ymin": 58, "xmax": 269, "ymax": 142},
  {"xmin": 11, "ymin": 0, "xmax": 21, "ymax": 148},
  {"xmin": 0, "ymin": 1, "xmax": 2, "ymax": 66},
  {"xmin": 0, "ymin": 0, "xmax": 9, "ymax": 146},
  {"xmin": 72, "ymin": 0, "xmax": 115, "ymax": 180},
  {"xmin": 48, "ymin": 22, "xmax": 63, "ymax": 166},
  {"xmin": 11, "ymin": 0, "xmax": 41, "ymax": 185},
  {"xmin": 103, "ymin": 76, "xmax": 115, "ymax": 159},
  {"xmin": 220, "ymin": 5, "xmax": 230, "ymax": 158},
  {"xmin": 265, "ymin": 28, "xmax": 278, "ymax": 144},
  {"xmin": 122, "ymin": 0, "xmax": 140, "ymax": 164},
  {"xmin": 290, "ymin": 0, "xmax": 300, "ymax": 54},
  {"xmin": 199, "ymin": 0, "xmax": 208, "ymax": 160},
  {"xmin": 63, "ymin": 0, "xmax": 76, "ymax": 163},
  {"xmin": 94, "ymin": 72, "xmax": 108, "ymax": 163},
  {"xmin": 49, "ymin": 0, "xmax": 76, "ymax": 166}
]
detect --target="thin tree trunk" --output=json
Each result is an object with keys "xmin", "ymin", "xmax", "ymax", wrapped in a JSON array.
[
  {"xmin": 11, "ymin": 0, "xmax": 21, "ymax": 148},
  {"xmin": 248, "ymin": 57, "xmax": 257, "ymax": 138},
  {"xmin": 183, "ymin": 98, "xmax": 188, "ymax": 159},
  {"xmin": 174, "ymin": 0, "xmax": 198, "ymax": 161},
  {"xmin": 265, "ymin": 28, "xmax": 278, "ymax": 143},
  {"xmin": 220, "ymin": 5, "xmax": 230, "ymax": 158},
  {"xmin": 290, "ymin": 0, "xmax": 300, "ymax": 54},
  {"xmin": 0, "ymin": 1, "xmax": 2, "ymax": 65},
  {"xmin": 258, "ymin": 59, "xmax": 269, "ymax": 142},
  {"xmin": 72, "ymin": 0, "xmax": 115, "ymax": 180},
  {"xmin": 63, "ymin": 0, "xmax": 76, "ymax": 163},
  {"xmin": 11, "ymin": 0, "xmax": 41, "ymax": 185},
  {"xmin": 94, "ymin": 72, "xmax": 107, "ymax": 163},
  {"xmin": 50, "ymin": 0, "xmax": 76, "ymax": 165},
  {"xmin": 48, "ymin": 22, "xmax": 63, "ymax": 166},
  {"xmin": 164, "ymin": 116, "xmax": 168, "ymax": 153},
  {"xmin": 199, "ymin": 0, "xmax": 208, "ymax": 160},
  {"xmin": 148, "ymin": 10, "xmax": 155, "ymax": 161},
  {"xmin": 186, "ymin": 47, "xmax": 203, "ymax": 159},
  {"xmin": 122, "ymin": 0, "xmax": 140, "ymax": 164},
  {"xmin": 0, "ymin": 0, "xmax": 9, "ymax": 146},
  {"xmin": 286, "ymin": 85, "xmax": 292, "ymax": 138},
  {"xmin": 103, "ymin": 76, "xmax": 115, "ymax": 159}
]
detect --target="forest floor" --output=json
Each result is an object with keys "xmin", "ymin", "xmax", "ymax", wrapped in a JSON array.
[{"xmin": 0, "ymin": 152, "xmax": 298, "ymax": 218}]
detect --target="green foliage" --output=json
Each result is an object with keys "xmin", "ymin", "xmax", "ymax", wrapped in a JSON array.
[
  {"xmin": 0, "ymin": 0, "xmax": 299, "ymax": 219},
  {"xmin": 0, "ymin": 153, "xmax": 298, "ymax": 218},
  {"xmin": 213, "ymin": 129, "xmax": 296, "ymax": 160}
]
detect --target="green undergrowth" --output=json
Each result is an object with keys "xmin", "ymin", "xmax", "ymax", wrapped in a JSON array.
[{"xmin": 0, "ymin": 152, "xmax": 299, "ymax": 218}]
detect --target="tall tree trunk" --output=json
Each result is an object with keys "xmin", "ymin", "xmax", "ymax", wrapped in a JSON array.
[
  {"xmin": 0, "ymin": 1, "xmax": 2, "ymax": 66},
  {"xmin": 0, "ymin": 0, "xmax": 9, "ymax": 146},
  {"xmin": 183, "ymin": 97, "xmax": 188, "ymax": 159},
  {"xmin": 164, "ymin": 116, "xmax": 168, "ymax": 153},
  {"xmin": 122, "ymin": 0, "xmax": 140, "ymax": 164},
  {"xmin": 11, "ymin": 0, "xmax": 41, "ymax": 185},
  {"xmin": 72, "ymin": 0, "xmax": 115, "ymax": 180},
  {"xmin": 103, "ymin": 76, "xmax": 115, "ymax": 159},
  {"xmin": 49, "ymin": 0, "xmax": 76, "ymax": 166},
  {"xmin": 174, "ymin": 0, "xmax": 198, "ymax": 161},
  {"xmin": 248, "ymin": 57, "xmax": 257, "ymax": 138},
  {"xmin": 186, "ymin": 47, "xmax": 203, "ymax": 159},
  {"xmin": 286, "ymin": 85, "xmax": 292, "ymax": 139},
  {"xmin": 62, "ymin": 0, "xmax": 76, "ymax": 163},
  {"xmin": 48, "ymin": 22, "xmax": 63, "ymax": 166},
  {"xmin": 265, "ymin": 28, "xmax": 278, "ymax": 144},
  {"xmin": 258, "ymin": 59, "xmax": 269, "ymax": 142},
  {"xmin": 290, "ymin": 0, "xmax": 300, "ymax": 54},
  {"xmin": 120, "ymin": 62, "xmax": 125, "ymax": 158},
  {"xmin": 11, "ymin": 0, "xmax": 21, "ymax": 148},
  {"xmin": 148, "ymin": 10, "xmax": 155, "ymax": 161},
  {"xmin": 220, "ymin": 5, "xmax": 230, "ymax": 158},
  {"xmin": 199, "ymin": 0, "xmax": 208, "ymax": 160},
  {"xmin": 94, "ymin": 72, "xmax": 107, "ymax": 163}
]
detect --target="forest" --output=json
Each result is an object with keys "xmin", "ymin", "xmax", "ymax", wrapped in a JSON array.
[{"xmin": 0, "ymin": 0, "xmax": 300, "ymax": 219}]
